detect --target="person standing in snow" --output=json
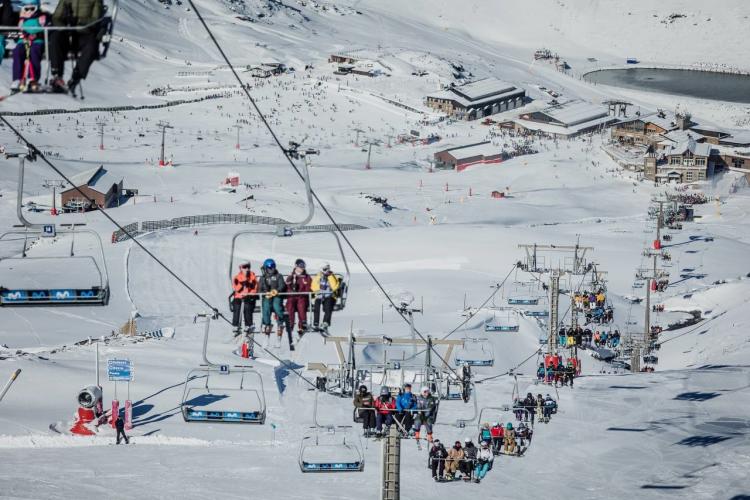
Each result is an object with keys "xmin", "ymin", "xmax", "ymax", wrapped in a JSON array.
[{"xmin": 115, "ymin": 414, "xmax": 129, "ymax": 444}]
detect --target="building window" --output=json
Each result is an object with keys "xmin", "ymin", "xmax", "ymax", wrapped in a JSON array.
[{"xmin": 696, "ymin": 158, "xmax": 706, "ymax": 166}]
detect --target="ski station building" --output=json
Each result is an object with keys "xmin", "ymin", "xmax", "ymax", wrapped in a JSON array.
[
  {"xmin": 434, "ymin": 141, "xmax": 508, "ymax": 171},
  {"xmin": 60, "ymin": 165, "xmax": 124, "ymax": 211},
  {"xmin": 513, "ymin": 100, "xmax": 617, "ymax": 138},
  {"xmin": 644, "ymin": 136, "xmax": 715, "ymax": 183},
  {"xmin": 425, "ymin": 78, "xmax": 526, "ymax": 121}
]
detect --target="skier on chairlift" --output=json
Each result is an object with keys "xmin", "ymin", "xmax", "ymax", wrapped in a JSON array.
[
  {"xmin": 231, "ymin": 262, "xmax": 257, "ymax": 336},
  {"xmin": 473, "ymin": 441, "xmax": 494, "ymax": 482},
  {"xmin": 429, "ymin": 439, "xmax": 448, "ymax": 481},
  {"xmin": 259, "ymin": 258, "xmax": 286, "ymax": 347},
  {"xmin": 311, "ymin": 262, "xmax": 339, "ymax": 332},
  {"xmin": 353, "ymin": 384, "xmax": 376, "ymax": 437},
  {"xmin": 374, "ymin": 386, "xmax": 395, "ymax": 437},
  {"xmin": 395, "ymin": 383, "xmax": 418, "ymax": 436},
  {"xmin": 414, "ymin": 386, "xmax": 438, "ymax": 443},
  {"xmin": 285, "ymin": 258, "xmax": 312, "ymax": 337}
]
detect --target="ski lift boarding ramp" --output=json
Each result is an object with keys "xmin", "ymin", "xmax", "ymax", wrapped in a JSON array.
[{"xmin": 181, "ymin": 313, "xmax": 266, "ymax": 423}]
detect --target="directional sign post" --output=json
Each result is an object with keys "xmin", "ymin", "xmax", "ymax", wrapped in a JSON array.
[{"xmin": 107, "ymin": 359, "xmax": 133, "ymax": 429}]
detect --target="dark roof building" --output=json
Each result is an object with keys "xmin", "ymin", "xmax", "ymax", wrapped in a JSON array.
[
  {"xmin": 426, "ymin": 78, "xmax": 526, "ymax": 121},
  {"xmin": 60, "ymin": 166, "xmax": 123, "ymax": 211}
]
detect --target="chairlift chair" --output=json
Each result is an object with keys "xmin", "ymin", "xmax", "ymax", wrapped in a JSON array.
[
  {"xmin": 180, "ymin": 313, "xmax": 266, "ymax": 424},
  {"xmin": 477, "ymin": 405, "xmax": 533, "ymax": 456},
  {"xmin": 0, "ymin": 153, "xmax": 110, "ymax": 306},
  {"xmin": 298, "ymin": 390, "xmax": 364, "ymax": 473},
  {"xmin": 485, "ymin": 310, "xmax": 519, "ymax": 332},
  {"xmin": 454, "ymin": 338, "xmax": 495, "ymax": 367}
]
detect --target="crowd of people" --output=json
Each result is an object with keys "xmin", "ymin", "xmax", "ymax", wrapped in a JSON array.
[
  {"xmin": 573, "ymin": 289, "xmax": 614, "ymax": 324},
  {"xmin": 230, "ymin": 258, "xmax": 342, "ymax": 349},
  {"xmin": 555, "ymin": 325, "xmax": 621, "ymax": 350},
  {"xmin": 353, "ymin": 382, "xmax": 560, "ymax": 483},
  {"xmin": 0, "ymin": 0, "xmax": 104, "ymax": 95}
]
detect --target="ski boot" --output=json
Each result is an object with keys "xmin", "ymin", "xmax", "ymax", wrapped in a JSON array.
[
  {"xmin": 49, "ymin": 77, "xmax": 67, "ymax": 94},
  {"xmin": 10, "ymin": 80, "xmax": 20, "ymax": 95},
  {"xmin": 232, "ymin": 326, "xmax": 241, "ymax": 337},
  {"xmin": 24, "ymin": 80, "xmax": 40, "ymax": 93}
]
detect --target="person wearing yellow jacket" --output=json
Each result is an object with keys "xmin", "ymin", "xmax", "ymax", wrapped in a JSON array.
[{"xmin": 311, "ymin": 262, "xmax": 339, "ymax": 331}]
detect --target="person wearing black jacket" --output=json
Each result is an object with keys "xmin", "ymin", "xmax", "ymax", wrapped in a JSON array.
[
  {"xmin": 523, "ymin": 392, "xmax": 536, "ymax": 425},
  {"xmin": 115, "ymin": 415, "xmax": 129, "ymax": 444},
  {"xmin": 428, "ymin": 439, "xmax": 448, "ymax": 481}
]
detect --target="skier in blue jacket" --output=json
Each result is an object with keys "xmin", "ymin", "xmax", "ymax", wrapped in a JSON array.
[{"xmin": 395, "ymin": 383, "xmax": 418, "ymax": 435}]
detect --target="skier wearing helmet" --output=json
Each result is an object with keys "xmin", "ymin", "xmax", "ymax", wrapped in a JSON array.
[
  {"xmin": 353, "ymin": 385, "xmax": 375, "ymax": 436},
  {"xmin": 11, "ymin": 0, "xmax": 49, "ymax": 93},
  {"xmin": 231, "ymin": 262, "xmax": 258, "ymax": 336},
  {"xmin": 311, "ymin": 262, "xmax": 339, "ymax": 332},
  {"xmin": 460, "ymin": 438, "xmax": 477, "ymax": 480},
  {"xmin": 414, "ymin": 386, "xmax": 438, "ymax": 443},
  {"xmin": 473, "ymin": 441, "xmax": 494, "ymax": 482},
  {"xmin": 373, "ymin": 386, "xmax": 395, "ymax": 436},
  {"xmin": 259, "ymin": 258, "xmax": 286, "ymax": 346},
  {"xmin": 285, "ymin": 258, "xmax": 312, "ymax": 337}
]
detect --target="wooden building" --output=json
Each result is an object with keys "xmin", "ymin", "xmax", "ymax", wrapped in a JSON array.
[{"xmin": 60, "ymin": 166, "xmax": 123, "ymax": 211}]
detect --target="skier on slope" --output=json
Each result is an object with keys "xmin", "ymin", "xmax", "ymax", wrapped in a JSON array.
[
  {"xmin": 284, "ymin": 258, "xmax": 312, "ymax": 337},
  {"xmin": 231, "ymin": 262, "xmax": 258, "ymax": 336},
  {"xmin": 259, "ymin": 258, "xmax": 286, "ymax": 346}
]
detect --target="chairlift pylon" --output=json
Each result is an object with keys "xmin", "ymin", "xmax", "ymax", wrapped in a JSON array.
[
  {"xmin": 180, "ymin": 312, "xmax": 267, "ymax": 424},
  {"xmin": 0, "ymin": 154, "xmax": 110, "ymax": 306}
]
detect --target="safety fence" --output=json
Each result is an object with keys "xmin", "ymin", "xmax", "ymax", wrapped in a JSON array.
[
  {"xmin": 0, "ymin": 93, "xmax": 232, "ymax": 118},
  {"xmin": 112, "ymin": 213, "xmax": 367, "ymax": 243}
]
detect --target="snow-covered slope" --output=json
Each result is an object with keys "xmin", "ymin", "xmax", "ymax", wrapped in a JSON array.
[{"xmin": 1, "ymin": 1, "xmax": 750, "ymax": 499}]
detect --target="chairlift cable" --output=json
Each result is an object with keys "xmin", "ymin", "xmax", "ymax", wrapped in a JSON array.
[
  {"xmin": 186, "ymin": 0, "xmax": 465, "ymax": 382},
  {"xmin": 0, "ymin": 117, "xmax": 320, "ymax": 391}
]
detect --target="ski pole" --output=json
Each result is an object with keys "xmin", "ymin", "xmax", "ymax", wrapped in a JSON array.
[{"xmin": 0, "ymin": 369, "xmax": 22, "ymax": 404}]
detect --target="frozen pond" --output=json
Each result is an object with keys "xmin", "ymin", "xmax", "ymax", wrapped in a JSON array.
[{"xmin": 584, "ymin": 68, "xmax": 750, "ymax": 103}]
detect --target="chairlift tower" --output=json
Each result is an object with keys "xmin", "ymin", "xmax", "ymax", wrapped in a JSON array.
[
  {"xmin": 381, "ymin": 426, "xmax": 400, "ymax": 500},
  {"xmin": 233, "ymin": 123, "xmax": 242, "ymax": 150},
  {"xmin": 156, "ymin": 121, "xmax": 173, "ymax": 167},
  {"xmin": 96, "ymin": 121, "xmax": 106, "ymax": 150},
  {"xmin": 42, "ymin": 179, "xmax": 66, "ymax": 216},
  {"xmin": 518, "ymin": 241, "xmax": 594, "ymax": 356}
]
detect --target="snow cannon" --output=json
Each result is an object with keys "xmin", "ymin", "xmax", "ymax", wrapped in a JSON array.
[
  {"xmin": 70, "ymin": 385, "xmax": 104, "ymax": 436},
  {"xmin": 653, "ymin": 239, "xmax": 661, "ymax": 250}
]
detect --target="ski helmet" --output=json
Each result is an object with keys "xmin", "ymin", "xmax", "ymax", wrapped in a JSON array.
[
  {"xmin": 464, "ymin": 437, "xmax": 472, "ymax": 444},
  {"xmin": 21, "ymin": 0, "xmax": 40, "ymax": 5},
  {"xmin": 320, "ymin": 262, "xmax": 331, "ymax": 273},
  {"xmin": 420, "ymin": 386, "xmax": 430, "ymax": 394},
  {"xmin": 240, "ymin": 262, "xmax": 251, "ymax": 269},
  {"xmin": 380, "ymin": 386, "xmax": 390, "ymax": 396},
  {"xmin": 492, "ymin": 422, "xmax": 500, "ymax": 427},
  {"xmin": 295, "ymin": 258, "xmax": 306, "ymax": 268},
  {"xmin": 263, "ymin": 258, "xmax": 276, "ymax": 269},
  {"xmin": 358, "ymin": 384, "xmax": 367, "ymax": 393},
  {"xmin": 506, "ymin": 423, "xmax": 513, "ymax": 430}
]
